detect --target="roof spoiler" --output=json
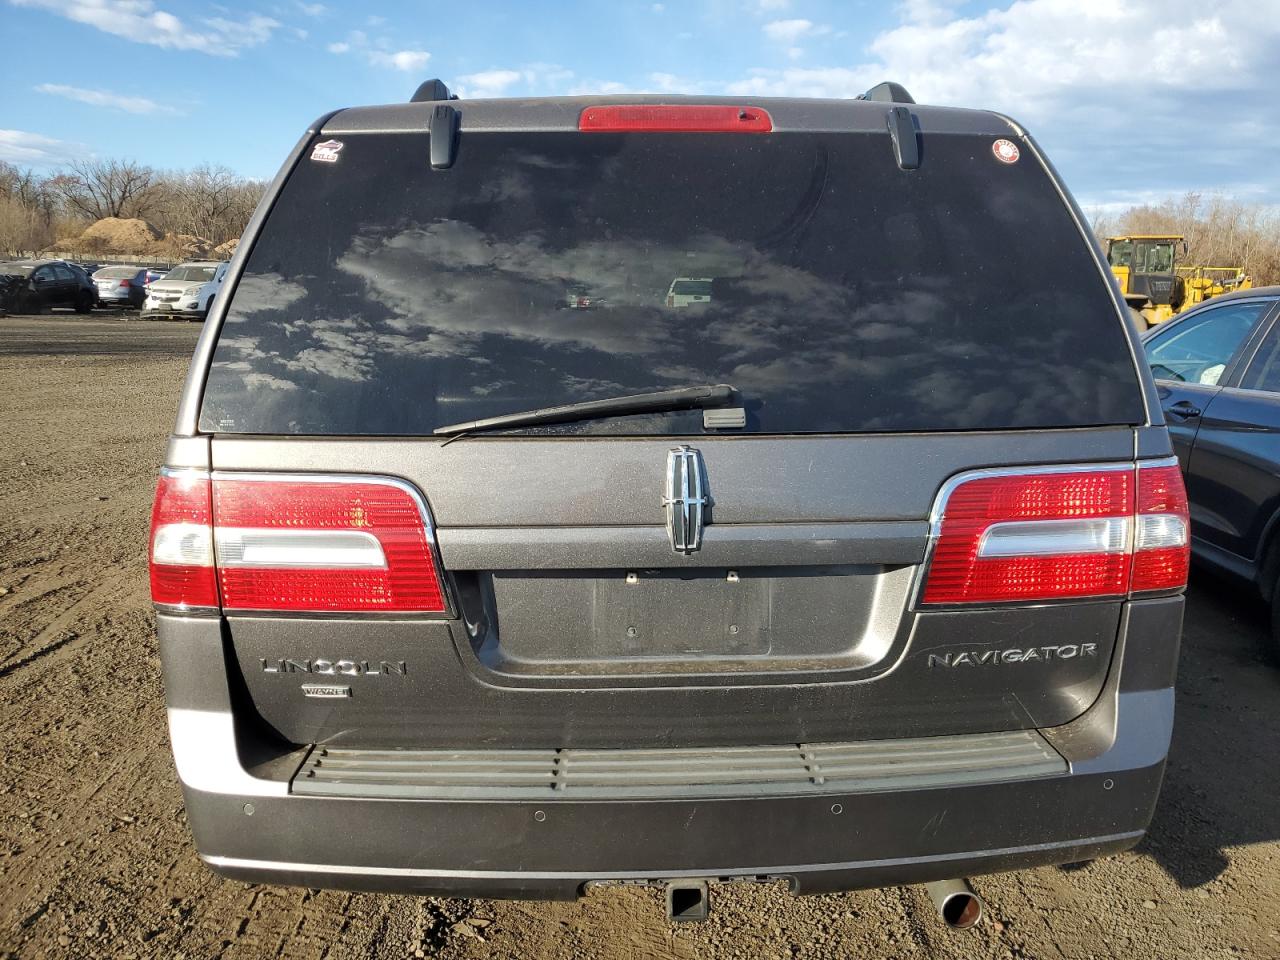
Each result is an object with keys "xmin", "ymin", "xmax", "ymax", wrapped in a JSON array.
[
  {"xmin": 410, "ymin": 79, "xmax": 458, "ymax": 103},
  {"xmin": 857, "ymin": 82, "xmax": 916, "ymax": 105},
  {"xmin": 413, "ymin": 78, "xmax": 915, "ymax": 105}
]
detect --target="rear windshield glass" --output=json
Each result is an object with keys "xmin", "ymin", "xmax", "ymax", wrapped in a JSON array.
[
  {"xmin": 200, "ymin": 129, "xmax": 1144, "ymax": 436},
  {"xmin": 167, "ymin": 265, "xmax": 217, "ymax": 282},
  {"xmin": 94, "ymin": 267, "xmax": 137, "ymax": 279}
]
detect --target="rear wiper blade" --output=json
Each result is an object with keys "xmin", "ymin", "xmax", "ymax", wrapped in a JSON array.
[{"xmin": 433, "ymin": 384, "xmax": 737, "ymax": 437}]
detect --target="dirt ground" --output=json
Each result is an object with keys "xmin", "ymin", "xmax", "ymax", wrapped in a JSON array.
[{"xmin": 1, "ymin": 314, "xmax": 1279, "ymax": 960}]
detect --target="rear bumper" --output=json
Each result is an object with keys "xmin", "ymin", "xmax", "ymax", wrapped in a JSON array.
[
  {"xmin": 142, "ymin": 307, "xmax": 203, "ymax": 319},
  {"xmin": 161, "ymin": 598, "xmax": 1182, "ymax": 900}
]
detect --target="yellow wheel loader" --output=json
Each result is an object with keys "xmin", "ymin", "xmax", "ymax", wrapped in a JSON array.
[{"xmin": 1105, "ymin": 235, "xmax": 1251, "ymax": 328}]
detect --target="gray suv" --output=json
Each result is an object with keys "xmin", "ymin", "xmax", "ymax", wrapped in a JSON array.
[{"xmin": 150, "ymin": 82, "xmax": 1188, "ymax": 924}]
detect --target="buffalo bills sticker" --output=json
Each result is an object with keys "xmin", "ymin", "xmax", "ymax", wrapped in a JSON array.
[
  {"xmin": 311, "ymin": 139, "xmax": 344, "ymax": 163},
  {"xmin": 992, "ymin": 139, "xmax": 1020, "ymax": 164}
]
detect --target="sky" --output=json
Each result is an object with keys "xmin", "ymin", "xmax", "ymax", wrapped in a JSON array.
[{"xmin": 3, "ymin": 0, "xmax": 1280, "ymax": 212}]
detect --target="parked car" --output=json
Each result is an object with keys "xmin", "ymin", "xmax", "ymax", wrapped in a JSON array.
[
  {"xmin": 150, "ymin": 84, "xmax": 1187, "ymax": 927},
  {"xmin": 666, "ymin": 276, "xmax": 713, "ymax": 307},
  {"xmin": 92, "ymin": 265, "xmax": 149, "ymax": 309},
  {"xmin": 0, "ymin": 259, "xmax": 96, "ymax": 313},
  {"xmin": 1141, "ymin": 287, "xmax": 1280, "ymax": 657},
  {"xmin": 142, "ymin": 260, "xmax": 228, "ymax": 320},
  {"xmin": 562, "ymin": 282, "xmax": 604, "ymax": 309}
]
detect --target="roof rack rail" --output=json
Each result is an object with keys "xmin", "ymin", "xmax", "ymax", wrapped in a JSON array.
[
  {"xmin": 857, "ymin": 82, "xmax": 916, "ymax": 105},
  {"xmin": 410, "ymin": 79, "xmax": 457, "ymax": 103}
]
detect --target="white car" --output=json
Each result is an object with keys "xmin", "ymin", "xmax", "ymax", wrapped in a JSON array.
[
  {"xmin": 142, "ymin": 260, "xmax": 229, "ymax": 320},
  {"xmin": 666, "ymin": 277, "xmax": 713, "ymax": 307}
]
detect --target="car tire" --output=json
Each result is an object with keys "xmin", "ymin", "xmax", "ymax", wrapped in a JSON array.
[{"xmin": 74, "ymin": 291, "xmax": 94, "ymax": 314}]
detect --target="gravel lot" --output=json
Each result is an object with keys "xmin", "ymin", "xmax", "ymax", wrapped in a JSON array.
[{"xmin": 1, "ymin": 314, "xmax": 1279, "ymax": 960}]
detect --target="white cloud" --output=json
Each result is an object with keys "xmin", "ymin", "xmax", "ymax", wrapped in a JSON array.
[
  {"xmin": 456, "ymin": 64, "xmax": 575, "ymax": 98},
  {"xmin": 295, "ymin": 1, "xmax": 326, "ymax": 15},
  {"xmin": 566, "ymin": 80, "xmax": 629, "ymax": 96},
  {"xmin": 368, "ymin": 49, "xmax": 430, "ymax": 72},
  {"xmin": 457, "ymin": 69, "xmax": 523, "ymax": 98},
  {"xmin": 651, "ymin": 2, "xmax": 664, "ymax": 10},
  {"xmin": 324, "ymin": 31, "xmax": 430, "ymax": 71},
  {"xmin": 12, "ymin": 0, "xmax": 280, "ymax": 56},
  {"xmin": 734, "ymin": 1, "xmax": 1280, "ymax": 115},
  {"xmin": 863, "ymin": 0, "xmax": 1273, "ymax": 118},
  {"xmin": 762, "ymin": 18, "xmax": 815, "ymax": 43},
  {"xmin": 0, "ymin": 129, "xmax": 87, "ymax": 167},
  {"xmin": 34, "ymin": 83, "xmax": 179, "ymax": 115},
  {"xmin": 724, "ymin": 0, "xmax": 1280, "ymax": 202}
]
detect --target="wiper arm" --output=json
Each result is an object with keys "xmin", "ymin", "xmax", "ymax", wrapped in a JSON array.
[{"xmin": 433, "ymin": 384, "xmax": 737, "ymax": 437}]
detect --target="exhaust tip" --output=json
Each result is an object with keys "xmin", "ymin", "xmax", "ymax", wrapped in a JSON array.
[{"xmin": 924, "ymin": 879, "xmax": 984, "ymax": 930}]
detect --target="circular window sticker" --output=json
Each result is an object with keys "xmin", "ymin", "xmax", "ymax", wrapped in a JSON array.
[{"xmin": 992, "ymin": 139, "xmax": 1021, "ymax": 164}]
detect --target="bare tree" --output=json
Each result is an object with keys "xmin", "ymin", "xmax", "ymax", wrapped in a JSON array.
[
  {"xmin": 156, "ymin": 165, "xmax": 263, "ymax": 245},
  {"xmin": 49, "ymin": 158, "xmax": 158, "ymax": 221},
  {"xmin": 0, "ymin": 162, "xmax": 58, "ymax": 253}
]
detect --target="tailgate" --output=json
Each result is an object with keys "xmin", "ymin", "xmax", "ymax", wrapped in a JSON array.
[{"xmin": 212, "ymin": 428, "xmax": 1132, "ymax": 749}]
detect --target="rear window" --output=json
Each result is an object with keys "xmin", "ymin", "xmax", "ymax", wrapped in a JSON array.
[
  {"xmin": 200, "ymin": 128, "xmax": 1144, "ymax": 436},
  {"xmin": 671, "ymin": 279, "xmax": 712, "ymax": 297},
  {"xmin": 94, "ymin": 267, "xmax": 137, "ymax": 279},
  {"xmin": 168, "ymin": 265, "xmax": 217, "ymax": 282}
]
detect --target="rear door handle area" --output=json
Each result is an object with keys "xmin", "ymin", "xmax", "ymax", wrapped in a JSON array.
[{"xmin": 1166, "ymin": 400, "xmax": 1202, "ymax": 419}]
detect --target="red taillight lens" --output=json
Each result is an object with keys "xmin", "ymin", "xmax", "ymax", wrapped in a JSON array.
[
  {"xmin": 149, "ymin": 471, "xmax": 219, "ymax": 609},
  {"xmin": 213, "ymin": 477, "xmax": 446, "ymax": 613},
  {"xmin": 1131, "ymin": 463, "xmax": 1190, "ymax": 592},
  {"xmin": 920, "ymin": 460, "xmax": 1189, "ymax": 606},
  {"xmin": 579, "ymin": 105, "xmax": 773, "ymax": 133},
  {"xmin": 922, "ymin": 469, "xmax": 1134, "ymax": 605},
  {"xmin": 148, "ymin": 472, "xmax": 447, "ymax": 614},
  {"xmin": 118, "ymin": 279, "xmax": 131, "ymax": 288}
]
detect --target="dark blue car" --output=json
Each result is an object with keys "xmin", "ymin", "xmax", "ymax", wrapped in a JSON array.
[{"xmin": 1142, "ymin": 287, "xmax": 1280, "ymax": 656}]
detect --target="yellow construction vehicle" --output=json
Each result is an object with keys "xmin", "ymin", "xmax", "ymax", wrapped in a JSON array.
[{"xmin": 1104, "ymin": 235, "xmax": 1251, "ymax": 328}]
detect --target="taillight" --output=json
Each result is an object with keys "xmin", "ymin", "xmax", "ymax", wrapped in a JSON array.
[
  {"xmin": 920, "ymin": 459, "xmax": 1188, "ymax": 606},
  {"xmin": 579, "ymin": 104, "xmax": 773, "ymax": 133},
  {"xmin": 118, "ymin": 279, "xmax": 131, "ymax": 288},
  {"xmin": 149, "ymin": 470, "xmax": 218, "ymax": 609},
  {"xmin": 148, "ymin": 472, "xmax": 448, "ymax": 614},
  {"xmin": 1131, "ymin": 463, "xmax": 1190, "ymax": 592}
]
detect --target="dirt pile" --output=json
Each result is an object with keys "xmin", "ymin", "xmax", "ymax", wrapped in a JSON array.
[
  {"xmin": 161, "ymin": 234, "xmax": 213, "ymax": 258},
  {"xmin": 76, "ymin": 217, "xmax": 163, "ymax": 254},
  {"xmin": 50, "ymin": 219, "xmax": 227, "ymax": 260}
]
